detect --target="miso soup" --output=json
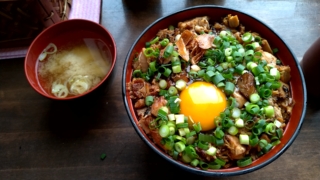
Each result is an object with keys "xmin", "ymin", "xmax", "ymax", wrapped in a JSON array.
[{"xmin": 37, "ymin": 38, "xmax": 111, "ymax": 98}]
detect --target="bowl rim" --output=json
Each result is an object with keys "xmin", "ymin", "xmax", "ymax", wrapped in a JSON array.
[
  {"xmin": 25, "ymin": 19, "xmax": 117, "ymax": 100},
  {"xmin": 122, "ymin": 5, "xmax": 307, "ymax": 176}
]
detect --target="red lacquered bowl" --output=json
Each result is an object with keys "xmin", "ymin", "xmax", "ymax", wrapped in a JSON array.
[
  {"xmin": 122, "ymin": 6, "xmax": 306, "ymax": 176},
  {"xmin": 25, "ymin": 19, "xmax": 117, "ymax": 100}
]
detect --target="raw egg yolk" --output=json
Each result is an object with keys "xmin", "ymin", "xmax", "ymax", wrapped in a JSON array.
[{"xmin": 180, "ymin": 81, "xmax": 227, "ymax": 131}]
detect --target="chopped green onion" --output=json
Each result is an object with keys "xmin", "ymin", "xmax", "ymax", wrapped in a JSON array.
[
  {"xmin": 255, "ymin": 119, "xmax": 266, "ymax": 129},
  {"xmin": 198, "ymin": 133, "xmax": 215, "ymax": 143},
  {"xmin": 258, "ymin": 87, "xmax": 272, "ymax": 98},
  {"xmin": 145, "ymin": 96, "xmax": 154, "ymax": 106},
  {"xmin": 249, "ymin": 93, "xmax": 260, "ymax": 103},
  {"xmin": 245, "ymin": 49, "xmax": 254, "ymax": 61},
  {"xmin": 235, "ymin": 118, "xmax": 244, "ymax": 128},
  {"xmin": 222, "ymin": 72, "xmax": 233, "ymax": 80},
  {"xmin": 224, "ymin": 82, "xmax": 235, "ymax": 95},
  {"xmin": 212, "ymin": 73, "xmax": 225, "ymax": 85},
  {"xmin": 160, "ymin": 38, "xmax": 169, "ymax": 47},
  {"xmin": 145, "ymin": 42, "xmax": 151, "ymax": 48},
  {"xmin": 168, "ymin": 86, "xmax": 178, "ymax": 95},
  {"xmin": 228, "ymin": 97, "xmax": 237, "ymax": 109},
  {"xmin": 259, "ymin": 139, "xmax": 268, "ymax": 149},
  {"xmin": 249, "ymin": 135, "xmax": 259, "ymax": 146},
  {"xmin": 173, "ymin": 135, "xmax": 185, "ymax": 142},
  {"xmin": 231, "ymin": 107, "xmax": 241, "ymax": 119},
  {"xmin": 198, "ymin": 141, "xmax": 209, "ymax": 150},
  {"xmin": 214, "ymin": 127, "xmax": 225, "ymax": 139},
  {"xmin": 158, "ymin": 66, "xmax": 172, "ymax": 77},
  {"xmin": 264, "ymin": 105, "xmax": 275, "ymax": 118},
  {"xmin": 159, "ymin": 124, "xmax": 170, "ymax": 138},
  {"xmin": 199, "ymin": 161, "xmax": 209, "ymax": 170},
  {"xmin": 215, "ymin": 158, "xmax": 226, "ymax": 166},
  {"xmin": 232, "ymin": 51, "xmax": 243, "ymax": 62},
  {"xmin": 175, "ymin": 79, "xmax": 187, "ymax": 91},
  {"xmin": 181, "ymin": 152, "xmax": 192, "ymax": 163},
  {"xmin": 276, "ymin": 129, "xmax": 283, "ymax": 139},
  {"xmin": 254, "ymin": 36, "xmax": 262, "ymax": 43},
  {"xmin": 168, "ymin": 25, "xmax": 174, "ymax": 30},
  {"xmin": 175, "ymin": 114, "xmax": 185, "ymax": 124},
  {"xmin": 191, "ymin": 64, "xmax": 201, "ymax": 71},
  {"xmin": 172, "ymin": 150, "xmax": 179, "ymax": 160},
  {"xmin": 239, "ymin": 134, "xmax": 249, "ymax": 145},
  {"xmin": 186, "ymin": 136, "xmax": 196, "ymax": 145},
  {"xmin": 167, "ymin": 96, "xmax": 180, "ymax": 114},
  {"xmin": 144, "ymin": 47, "xmax": 155, "ymax": 57},
  {"xmin": 206, "ymin": 146, "xmax": 217, "ymax": 156},
  {"xmin": 237, "ymin": 156, "xmax": 252, "ymax": 167},
  {"xmin": 184, "ymin": 146, "xmax": 197, "ymax": 160},
  {"xmin": 167, "ymin": 120, "xmax": 175, "ymax": 127},
  {"xmin": 252, "ymin": 65, "xmax": 265, "ymax": 76},
  {"xmin": 252, "ymin": 127, "xmax": 263, "ymax": 136},
  {"xmin": 258, "ymin": 73, "xmax": 267, "ymax": 83},
  {"xmin": 172, "ymin": 65, "xmax": 182, "ymax": 73},
  {"xmin": 217, "ymin": 82, "xmax": 225, "ymax": 88},
  {"xmin": 219, "ymin": 30, "xmax": 228, "ymax": 37},
  {"xmin": 253, "ymin": 51, "xmax": 262, "ymax": 62},
  {"xmin": 242, "ymin": 32, "xmax": 253, "ymax": 43},
  {"xmin": 272, "ymin": 48, "xmax": 279, "ymax": 54},
  {"xmin": 247, "ymin": 62, "xmax": 257, "ymax": 71},
  {"xmin": 214, "ymin": 137, "xmax": 224, "ymax": 146},
  {"xmin": 222, "ymin": 118, "xmax": 234, "ymax": 129},
  {"xmin": 245, "ymin": 103, "xmax": 260, "ymax": 115},
  {"xmin": 186, "ymin": 130, "xmax": 196, "ymax": 138},
  {"xmin": 172, "ymin": 50, "xmax": 179, "ymax": 57},
  {"xmin": 159, "ymin": 79, "xmax": 167, "ymax": 89},
  {"xmin": 213, "ymin": 36, "xmax": 222, "ymax": 46},
  {"xmin": 193, "ymin": 122, "xmax": 202, "ymax": 132},
  {"xmin": 174, "ymin": 141, "xmax": 186, "ymax": 152},
  {"xmin": 171, "ymin": 57, "xmax": 180, "ymax": 64},
  {"xmin": 245, "ymin": 43, "xmax": 255, "ymax": 50},
  {"xmin": 168, "ymin": 114, "xmax": 176, "ymax": 121},
  {"xmin": 159, "ymin": 89, "xmax": 167, "ymax": 96},
  {"xmin": 226, "ymin": 56, "xmax": 233, "ymax": 62},
  {"xmin": 100, "ymin": 153, "xmax": 106, "ymax": 160},
  {"xmin": 270, "ymin": 81, "xmax": 281, "ymax": 89},
  {"xmin": 149, "ymin": 37, "xmax": 159, "ymax": 45},
  {"xmin": 251, "ymin": 42, "xmax": 260, "ymax": 50},
  {"xmin": 274, "ymin": 119, "xmax": 282, "ymax": 128},
  {"xmin": 164, "ymin": 44, "xmax": 174, "ymax": 58},
  {"xmin": 227, "ymin": 126, "xmax": 238, "ymax": 136},
  {"xmin": 206, "ymin": 70, "xmax": 215, "ymax": 77},
  {"xmin": 176, "ymin": 122, "xmax": 189, "ymax": 129},
  {"xmin": 270, "ymin": 68, "xmax": 280, "ymax": 80},
  {"xmin": 157, "ymin": 108, "xmax": 168, "ymax": 120},
  {"xmin": 216, "ymin": 65, "xmax": 224, "ymax": 72},
  {"xmin": 265, "ymin": 123, "xmax": 276, "ymax": 135},
  {"xmin": 190, "ymin": 159, "xmax": 200, "ymax": 167},
  {"xmin": 262, "ymin": 143, "xmax": 273, "ymax": 153},
  {"xmin": 271, "ymin": 140, "xmax": 281, "ymax": 146},
  {"xmin": 133, "ymin": 70, "xmax": 142, "ymax": 77},
  {"xmin": 149, "ymin": 61, "xmax": 157, "ymax": 72},
  {"xmin": 178, "ymin": 128, "xmax": 187, "ymax": 136},
  {"xmin": 235, "ymin": 64, "xmax": 245, "ymax": 74},
  {"xmin": 224, "ymin": 48, "xmax": 233, "ymax": 56},
  {"xmin": 169, "ymin": 127, "xmax": 175, "ymax": 135}
]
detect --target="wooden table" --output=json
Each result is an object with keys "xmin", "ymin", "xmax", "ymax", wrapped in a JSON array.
[{"xmin": 1, "ymin": 0, "xmax": 319, "ymax": 179}]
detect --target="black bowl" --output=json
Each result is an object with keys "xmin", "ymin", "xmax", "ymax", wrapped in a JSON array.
[{"xmin": 122, "ymin": 5, "xmax": 306, "ymax": 177}]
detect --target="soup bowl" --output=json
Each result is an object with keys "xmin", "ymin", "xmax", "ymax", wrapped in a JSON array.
[
  {"xmin": 122, "ymin": 5, "xmax": 306, "ymax": 176},
  {"xmin": 25, "ymin": 19, "xmax": 117, "ymax": 100}
]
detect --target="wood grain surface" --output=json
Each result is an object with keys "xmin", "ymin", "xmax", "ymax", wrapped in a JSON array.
[{"xmin": 0, "ymin": 0, "xmax": 319, "ymax": 179}]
